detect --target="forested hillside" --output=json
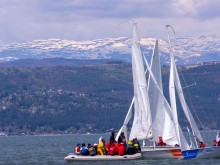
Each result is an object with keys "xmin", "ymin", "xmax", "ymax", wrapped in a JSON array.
[{"xmin": 0, "ymin": 61, "xmax": 219, "ymax": 135}]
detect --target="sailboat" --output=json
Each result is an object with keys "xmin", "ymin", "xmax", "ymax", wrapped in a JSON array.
[
  {"xmin": 116, "ymin": 22, "xmax": 184, "ymax": 159},
  {"xmin": 117, "ymin": 22, "xmax": 220, "ymax": 159},
  {"xmin": 165, "ymin": 25, "xmax": 220, "ymax": 159}
]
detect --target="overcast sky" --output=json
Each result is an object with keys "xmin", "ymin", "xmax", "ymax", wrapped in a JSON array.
[{"xmin": 0, "ymin": 0, "xmax": 220, "ymax": 44}]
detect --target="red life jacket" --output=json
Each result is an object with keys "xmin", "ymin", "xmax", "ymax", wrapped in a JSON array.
[
  {"xmin": 75, "ymin": 146, "xmax": 81, "ymax": 154},
  {"xmin": 117, "ymin": 143, "xmax": 125, "ymax": 155},
  {"xmin": 200, "ymin": 143, "xmax": 206, "ymax": 148},
  {"xmin": 109, "ymin": 143, "xmax": 117, "ymax": 155}
]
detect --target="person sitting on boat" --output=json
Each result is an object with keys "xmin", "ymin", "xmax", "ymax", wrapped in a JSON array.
[
  {"xmin": 126, "ymin": 141, "xmax": 137, "ymax": 155},
  {"xmin": 106, "ymin": 133, "xmax": 117, "ymax": 155},
  {"xmin": 199, "ymin": 142, "xmax": 206, "ymax": 148},
  {"xmin": 216, "ymin": 132, "xmax": 220, "ymax": 146},
  {"xmin": 156, "ymin": 136, "xmax": 166, "ymax": 146},
  {"xmin": 88, "ymin": 143, "xmax": 97, "ymax": 156},
  {"xmin": 116, "ymin": 136, "xmax": 125, "ymax": 155},
  {"xmin": 75, "ymin": 143, "xmax": 81, "ymax": 155},
  {"xmin": 132, "ymin": 138, "xmax": 141, "ymax": 152},
  {"xmin": 120, "ymin": 132, "xmax": 127, "ymax": 147},
  {"xmin": 107, "ymin": 141, "xmax": 118, "ymax": 155},
  {"xmin": 80, "ymin": 143, "xmax": 89, "ymax": 156},
  {"xmin": 97, "ymin": 139, "xmax": 107, "ymax": 155},
  {"xmin": 93, "ymin": 143, "xmax": 98, "ymax": 153}
]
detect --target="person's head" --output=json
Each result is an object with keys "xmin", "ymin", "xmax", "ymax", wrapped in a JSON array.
[
  {"xmin": 118, "ymin": 136, "xmax": 122, "ymax": 143},
  {"xmin": 88, "ymin": 143, "xmax": 91, "ymax": 147},
  {"xmin": 77, "ymin": 143, "xmax": 80, "ymax": 147},
  {"xmin": 110, "ymin": 134, "xmax": 115, "ymax": 141},
  {"xmin": 82, "ymin": 143, "xmax": 85, "ymax": 147}
]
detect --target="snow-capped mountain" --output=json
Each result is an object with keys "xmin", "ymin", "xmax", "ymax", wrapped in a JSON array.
[{"xmin": 0, "ymin": 35, "xmax": 220, "ymax": 65}]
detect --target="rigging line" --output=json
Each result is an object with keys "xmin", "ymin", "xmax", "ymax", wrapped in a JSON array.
[
  {"xmin": 178, "ymin": 65, "xmax": 206, "ymax": 130},
  {"xmin": 166, "ymin": 25, "xmax": 205, "ymax": 131}
]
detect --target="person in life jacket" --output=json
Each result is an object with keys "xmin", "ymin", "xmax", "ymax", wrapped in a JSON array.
[
  {"xmin": 199, "ymin": 142, "xmax": 206, "ymax": 148},
  {"xmin": 126, "ymin": 141, "xmax": 137, "ymax": 155},
  {"xmin": 75, "ymin": 143, "xmax": 81, "ymax": 155},
  {"xmin": 97, "ymin": 139, "xmax": 107, "ymax": 155},
  {"xmin": 216, "ymin": 132, "xmax": 220, "ymax": 146},
  {"xmin": 80, "ymin": 143, "xmax": 89, "ymax": 155},
  {"xmin": 157, "ymin": 136, "xmax": 166, "ymax": 146},
  {"xmin": 108, "ymin": 141, "xmax": 118, "ymax": 155},
  {"xmin": 132, "ymin": 138, "xmax": 141, "ymax": 152},
  {"xmin": 120, "ymin": 132, "xmax": 127, "ymax": 148},
  {"xmin": 116, "ymin": 136, "xmax": 125, "ymax": 156},
  {"xmin": 106, "ymin": 133, "xmax": 117, "ymax": 155}
]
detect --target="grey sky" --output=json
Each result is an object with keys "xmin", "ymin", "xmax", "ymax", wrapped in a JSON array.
[{"xmin": 0, "ymin": 0, "xmax": 220, "ymax": 44}]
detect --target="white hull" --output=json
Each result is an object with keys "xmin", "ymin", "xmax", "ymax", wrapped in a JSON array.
[
  {"xmin": 141, "ymin": 146, "xmax": 220, "ymax": 159},
  {"xmin": 64, "ymin": 153, "xmax": 142, "ymax": 162},
  {"xmin": 141, "ymin": 146, "xmax": 182, "ymax": 159},
  {"xmin": 196, "ymin": 147, "xmax": 220, "ymax": 159}
]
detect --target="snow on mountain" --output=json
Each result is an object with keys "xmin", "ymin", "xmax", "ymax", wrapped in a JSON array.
[{"xmin": 0, "ymin": 35, "xmax": 220, "ymax": 64}]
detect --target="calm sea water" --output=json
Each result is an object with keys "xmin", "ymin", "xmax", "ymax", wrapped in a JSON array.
[{"xmin": 1, "ymin": 132, "xmax": 220, "ymax": 165}]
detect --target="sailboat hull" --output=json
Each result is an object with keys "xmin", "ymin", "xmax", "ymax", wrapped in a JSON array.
[
  {"xmin": 141, "ymin": 146, "xmax": 183, "ymax": 159},
  {"xmin": 64, "ymin": 153, "xmax": 142, "ymax": 161},
  {"xmin": 195, "ymin": 147, "xmax": 220, "ymax": 159}
]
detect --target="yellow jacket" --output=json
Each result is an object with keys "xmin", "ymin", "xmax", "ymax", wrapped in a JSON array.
[{"xmin": 97, "ymin": 141, "xmax": 106, "ymax": 155}]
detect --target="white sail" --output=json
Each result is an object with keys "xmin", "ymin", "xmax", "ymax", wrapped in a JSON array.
[
  {"xmin": 165, "ymin": 25, "xmax": 203, "ymax": 144},
  {"xmin": 129, "ymin": 22, "xmax": 152, "ymax": 140},
  {"xmin": 173, "ymin": 56, "xmax": 204, "ymax": 143},
  {"xmin": 169, "ymin": 52, "xmax": 190, "ymax": 151},
  {"xmin": 147, "ymin": 40, "xmax": 178, "ymax": 146},
  {"xmin": 143, "ymin": 52, "xmax": 181, "ymax": 146}
]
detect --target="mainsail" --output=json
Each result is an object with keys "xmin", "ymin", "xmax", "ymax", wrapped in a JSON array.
[
  {"xmin": 173, "ymin": 58, "xmax": 204, "ymax": 143},
  {"xmin": 147, "ymin": 40, "xmax": 178, "ymax": 146},
  {"xmin": 129, "ymin": 22, "xmax": 152, "ymax": 140},
  {"xmin": 166, "ymin": 25, "xmax": 203, "ymax": 150},
  {"xmin": 169, "ymin": 49, "xmax": 190, "ymax": 151}
]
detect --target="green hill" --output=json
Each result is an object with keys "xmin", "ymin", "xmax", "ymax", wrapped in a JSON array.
[{"xmin": 0, "ymin": 62, "xmax": 219, "ymax": 135}]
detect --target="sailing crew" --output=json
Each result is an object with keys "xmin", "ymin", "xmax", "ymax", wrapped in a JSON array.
[
  {"xmin": 216, "ymin": 132, "xmax": 220, "ymax": 144},
  {"xmin": 132, "ymin": 138, "xmax": 141, "ymax": 152},
  {"xmin": 199, "ymin": 142, "xmax": 206, "ymax": 148},
  {"xmin": 106, "ymin": 140, "xmax": 117, "ymax": 155},
  {"xmin": 156, "ymin": 136, "xmax": 166, "ymax": 146},
  {"xmin": 97, "ymin": 139, "xmax": 107, "ymax": 155},
  {"xmin": 75, "ymin": 143, "xmax": 81, "ymax": 155},
  {"xmin": 80, "ymin": 143, "xmax": 89, "ymax": 155},
  {"xmin": 120, "ymin": 132, "xmax": 127, "ymax": 146},
  {"xmin": 106, "ymin": 132, "xmax": 117, "ymax": 155},
  {"xmin": 116, "ymin": 136, "xmax": 125, "ymax": 155},
  {"xmin": 126, "ymin": 141, "xmax": 137, "ymax": 155},
  {"xmin": 88, "ymin": 143, "xmax": 97, "ymax": 156}
]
